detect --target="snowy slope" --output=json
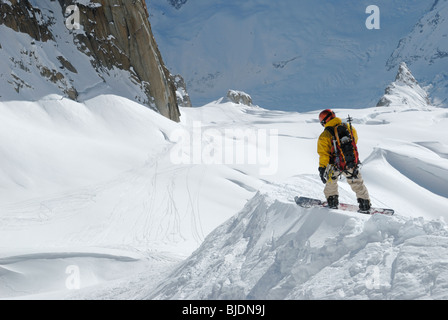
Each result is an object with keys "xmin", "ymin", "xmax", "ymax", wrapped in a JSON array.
[
  {"xmin": 144, "ymin": 90, "xmax": 448, "ymax": 299},
  {"xmin": 0, "ymin": 0, "xmax": 446, "ymax": 301},
  {"xmin": 0, "ymin": 94, "xmax": 264, "ymax": 299},
  {"xmin": 1, "ymin": 72, "xmax": 448, "ymax": 299},
  {"xmin": 148, "ymin": 181, "xmax": 448, "ymax": 300},
  {"xmin": 146, "ymin": 0, "xmax": 435, "ymax": 110}
]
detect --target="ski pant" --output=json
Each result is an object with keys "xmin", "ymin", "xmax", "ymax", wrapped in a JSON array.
[{"xmin": 324, "ymin": 168, "xmax": 370, "ymax": 201}]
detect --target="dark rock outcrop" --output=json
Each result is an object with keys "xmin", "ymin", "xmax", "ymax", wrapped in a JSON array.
[
  {"xmin": 173, "ymin": 74, "xmax": 192, "ymax": 108},
  {"xmin": 226, "ymin": 90, "xmax": 253, "ymax": 106}
]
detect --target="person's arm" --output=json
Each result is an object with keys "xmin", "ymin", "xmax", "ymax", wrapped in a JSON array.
[{"xmin": 317, "ymin": 132, "xmax": 332, "ymax": 168}]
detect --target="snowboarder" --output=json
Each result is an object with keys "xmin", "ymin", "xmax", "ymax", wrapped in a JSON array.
[{"xmin": 317, "ymin": 109, "xmax": 371, "ymax": 211}]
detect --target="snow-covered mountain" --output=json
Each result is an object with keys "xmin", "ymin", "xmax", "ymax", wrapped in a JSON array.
[
  {"xmin": 0, "ymin": 0, "xmax": 182, "ymax": 121},
  {"xmin": 377, "ymin": 62, "xmax": 432, "ymax": 108},
  {"xmin": 387, "ymin": 0, "xmax": 448, "ymax": 106},
  {"xmin": 146, "ymin": 0, "xmax": 442, "ymax": 111}
]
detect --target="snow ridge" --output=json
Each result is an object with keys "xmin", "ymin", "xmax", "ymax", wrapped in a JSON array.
[{"xmin": 148, "ymin": 178, "xmax": 448, "ymax": 300}]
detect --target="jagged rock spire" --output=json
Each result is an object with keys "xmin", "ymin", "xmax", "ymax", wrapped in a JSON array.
[
  {"xmin": 394, "ymin": 62, "xmax": 418, "ymax": 86},
  {"xmin": 377, "ymin": 62, "xmax": 431, "ymax": 108}
]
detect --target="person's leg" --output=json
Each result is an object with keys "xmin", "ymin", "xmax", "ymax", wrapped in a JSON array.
[
  {"xmin": 324, "ymin": 174, "xmax": 339, "ymax": 208},
  {"xmin": 345, "ymin": 169, "xmax": 371, "ymax": 210}
]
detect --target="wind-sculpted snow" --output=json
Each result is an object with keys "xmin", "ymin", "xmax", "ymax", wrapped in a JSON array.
[
  {"xmin": 361, "ymin": 144, "xmax": 448, "ymax": 220},
  {"xmin": 1, "ymin": 90, "xmax": 448, "ymax": 299},
  {"xmin": 0, "ymin": 249, "xmax": 177, "ymax": 299},
  {"xmin": 148, "ymin": 178, "xmax": 448, "ymax": 300},
  {"xmin": 383, "ymin": 150, "xmax": 448, "ymax": 198}
]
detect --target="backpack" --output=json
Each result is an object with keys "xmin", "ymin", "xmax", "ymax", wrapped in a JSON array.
[{"xmin": 326, "ymin": 123, "xmax": 359, "ymax": 172}]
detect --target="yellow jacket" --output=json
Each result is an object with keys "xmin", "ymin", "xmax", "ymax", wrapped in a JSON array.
[{"xmin": 317, "ymin": 117, "xmax": 358, "ymax": 168}]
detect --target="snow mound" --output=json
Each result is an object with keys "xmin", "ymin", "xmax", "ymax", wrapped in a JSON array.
[
  {"xmin": 0, "ymin": 248, "xmax": 178, "ymax": 300},
  {"xmin": 361, "ymin": 143, "xmax": 448, "ymax": 220},
  {"xmin": 148, "ymin": 177, "xmax": 448, "ymax": 300},
  {"xmin": 0, "ymin": 94, "xmax": 176, "ymax": 203}
]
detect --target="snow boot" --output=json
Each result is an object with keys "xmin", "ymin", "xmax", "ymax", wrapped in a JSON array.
[
  {"xmin": 327, "ymin": 195, "xmax": 339, "ymax": 209},
  {"xmin": 358, "ymin": 198, "xmax": 371, "ymax": 212}
]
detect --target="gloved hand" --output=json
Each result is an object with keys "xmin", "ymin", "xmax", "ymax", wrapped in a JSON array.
[{"xmin": 318, "ymin": 167, "xmax": 327, "ymax": 184}]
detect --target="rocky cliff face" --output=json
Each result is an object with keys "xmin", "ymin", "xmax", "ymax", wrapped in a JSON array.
[
  {"xmin": 0, "ymin": 0, "xmax": 54, "ymax": 42},
  {"xmin": 0, "ymin": 0, "xmax": 184, "ymax": 121}
]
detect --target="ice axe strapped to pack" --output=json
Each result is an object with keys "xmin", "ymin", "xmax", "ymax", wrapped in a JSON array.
[{"xmin": 326, "ymin": 115, "xmax": 360, "ymax": 178}]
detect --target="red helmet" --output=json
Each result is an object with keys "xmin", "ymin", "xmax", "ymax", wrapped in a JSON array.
[{"xmin": 319, "ymin": 109, "xmax": 335, "ymax": 126}]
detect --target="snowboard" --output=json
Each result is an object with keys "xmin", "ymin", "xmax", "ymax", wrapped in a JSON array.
[{"xmin": 294, "ymin": 196, "xmax": 394, "ymax": 216}]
